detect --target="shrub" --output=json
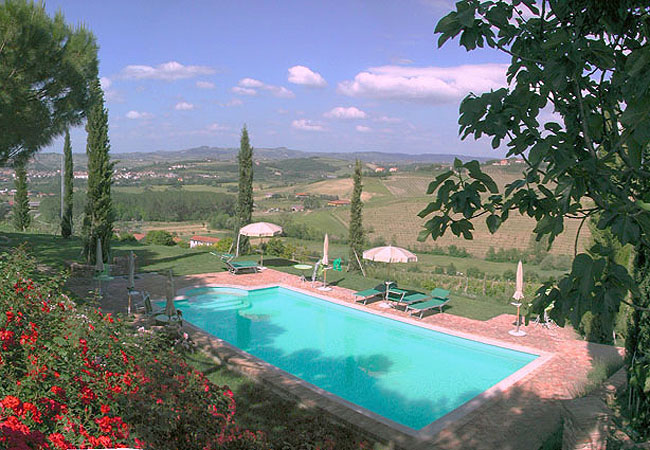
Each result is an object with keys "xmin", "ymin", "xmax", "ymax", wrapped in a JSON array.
[
  {"xmin": 446, "ymin": 263, "xmax": 457, "ymax": 276},
  {"xmin": 447, "ymin": 245, "xmax": 470, "ymax": 258},
  {"xmin": 145, "ymin": 230, "xmax": 175, "ymax": 246},
  {"xmin": 212, "ymin": 236, "xmax": 234, "ymax": 253},
  {"xmin": 118, "ymin": 232, "xmax": 138, "ymax": 243},
  {"xmin": 0, "ymin": 247, "xmax": 265, "ymax": 449}
]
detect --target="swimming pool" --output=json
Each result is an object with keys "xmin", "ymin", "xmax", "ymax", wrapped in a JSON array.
[{"xmin": 172, "ymin": 286, "xmax": 538, "ymax": 430}]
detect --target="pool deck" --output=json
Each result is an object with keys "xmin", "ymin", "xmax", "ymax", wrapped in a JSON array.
[{"xmin": 76, "ymin": 268, "xmax": 625, "ymax": 450}]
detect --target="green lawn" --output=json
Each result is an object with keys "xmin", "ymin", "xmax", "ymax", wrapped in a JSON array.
[
  {"xmin": 186, "ymin": 352, "xmax": 372, "ymax": 449},
  {"xmin": 1, "ymin": 229, "xmax": 515, "ymax": 321}
]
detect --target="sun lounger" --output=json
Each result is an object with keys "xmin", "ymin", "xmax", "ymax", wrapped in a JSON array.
[
  {"xmin": 405, "ymin": 288, "xmax": 451, "ymax": 318},
  {"xmin": 210, "ymin": 251, "xmax": 235, "ymax": 261},
  {"xmin": 353, "ymin": 287, "xmax": 384, "ymax": 304},
  {"xmin": 225, "ymin": 260, "xmax": 260, "ymax": 274}
]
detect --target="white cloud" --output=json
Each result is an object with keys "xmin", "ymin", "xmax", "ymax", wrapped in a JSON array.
[
  {"xmin": 99, "ymin": 77, "xmax": 124, "ymax": 103},
  {"xmin": 206, "ymin": 122, "xmax": 229, "ymax": 132},
  {"xmin": 324, "ymin": 106, "xmax": 367, "ymax": 120},
  {"xmin": 338, "ymin": 64, "xmax": 508, "ymax": 103},
  {"xmin": 100, "ymin": 77, "xmax": 112, "ymax": 90},
  {"xmin": 125, "ymin": 110, "xmax": 153, "ymax": 120},
  {"xmin": 356, "ymin": 125, "xmax": 372, "ymax": 133},
  {"xmin": 292, "ymin": 119, "xmax": 324, "ymax": 131},
  {"xmin": 175, "ymin": 101, "xmax": 195, "ymax": 111},
  {"xmin": 374, "ymin": 115, "xmax": 403, "ymax": 123},
  {"xmin": 267, "ymin": 86, "xmax": 295, "ymax": 98},
  {"xmin": 239, "ymin": 78, "xmax": 265, "ymax": 88},
  {"xmin": 232, "ymin": 86, "xmax": 257, "ymax": 96},
  {"xmin": 196, "ymin": 81, "xmax": 216, "ymax": 89},
  {"xmin": 287, "ymin": 65, "xmax": 327, "ymax": 87},
  {"xmin": 233, "ymin": 78, "xmax": 294, "ymax": 98},
  {"xmin": 120, "ymin": 61, "xmax": 215, "ymax": 81}
]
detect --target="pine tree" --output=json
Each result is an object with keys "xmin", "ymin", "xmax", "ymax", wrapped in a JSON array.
[
  {"xmin": 236, "ymin": 125, "xmax": 254, "ymax": 254},
  {"xmin": 348, "ymin": 160, "xmax": 364, "ymax": 271},
  {"xmin": 12, "ymin": 161, "xmax": 30, "ymax": 231},
  {"xmin": 82, "ymin": 79, "xmax": 114, "ymax": 264},
  {"xmin": 61, "ymin": 130, "xmax": 74, "ymax": 238}
]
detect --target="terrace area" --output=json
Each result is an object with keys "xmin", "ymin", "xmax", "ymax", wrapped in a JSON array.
[{"xmin": 70, "ymin": 266, "xmax": 625, "ymax": 450}]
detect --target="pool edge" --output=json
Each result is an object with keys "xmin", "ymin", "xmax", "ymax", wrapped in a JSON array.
[{"xmin": 174, "ymin": 282, "xmax": 554, "ymax": 445}]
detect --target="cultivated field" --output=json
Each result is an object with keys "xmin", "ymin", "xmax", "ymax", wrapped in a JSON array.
[{"xmin": 257, "ymin": 166, "xmax": 592, "ymax": 257}]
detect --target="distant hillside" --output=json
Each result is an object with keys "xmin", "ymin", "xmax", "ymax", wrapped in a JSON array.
[
  {"xmin": 113, "ymin": 146, "xmax": 491, "ymax": 164},
  {"xmin": 30, "ymin": 146, "xmax": 490, "ymax": 171}
]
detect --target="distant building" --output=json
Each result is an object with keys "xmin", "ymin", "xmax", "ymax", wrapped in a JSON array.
[
  {"xmin": 132, "ymin": 233, "xmax": 146, "ymax": 242},
  {"xmin": 327, "ymin": 199, "xmax": 351, "ymax": 207},
  {"xmin": 295, "ymin": 192, "xmax": 309, "ymax": 199},
  {"xmin": 389, "ymin": 167, "xmax": 398, "ymax": 173},
  {"xmin": 375, "ymin": 167, "xmax": 386, "ymax": 173},
  {"xmin": 189, "ymin": 235, "xmax": 221, "ymax": 248},
  {"xmin": 291, "ymin": 205, "xmax": 305, "ymax": 212}
]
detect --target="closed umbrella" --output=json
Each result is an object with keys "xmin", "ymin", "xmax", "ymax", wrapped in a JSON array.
[
  {"xmin": 322, "ymin": 233, "xmax": 329, "ymax": 266},
  {"xmin": 95, "ymin": 238, "xmax": 104, "ymax": 273},
  {"xmin": 128, "ymin": 251, "xmax": 136, "ymax": 290},
  {"xmin": 238, "ymin": 222, "xmax": 283, "ymax": 264},
  {"xmin": 165, "ymin": 269, "xmax": 177, "ymax": 318},
  {"xmin": 363, "ymin": 246, "xmax": 417, "ymax": 299},
  {"xmin": 318, "ymin": 234, "xmax": 331, "ymax": 290},
  {"xmin": 509, "ymin": 261, "xmax": 526, "ymax": 337}
]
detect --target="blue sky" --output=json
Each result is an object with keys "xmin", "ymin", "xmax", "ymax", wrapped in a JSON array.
[{"xmin": 43, "ymin": 0, "xmax": 510, "ymax": 157}]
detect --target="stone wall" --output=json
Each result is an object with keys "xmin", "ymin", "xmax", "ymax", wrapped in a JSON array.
[{"xmin": 562, "ymin": 368, "xmax": 627, "ymax": 450}]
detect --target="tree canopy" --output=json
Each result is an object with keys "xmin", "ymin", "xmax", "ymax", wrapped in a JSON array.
[
  {"xmin": 423, "ymin": 0, "xmax": 650, "ymax": 434},
  {"xmin": 422, "ymin": 0, "xmax": 650, "ymax": 324},
  {"xmin": 0, "ymin": 0, "xmax": 98, "ymax": 166}
]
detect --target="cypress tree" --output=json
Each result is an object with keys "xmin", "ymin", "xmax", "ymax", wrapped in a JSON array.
[
  {"xmin": 236, "ymin": 125, "xmax": 253, "ymax": 254},
  {"xmin": 82, "ymin": 79, "xmax": 114, "ymax": 264},
  {"xmin": 12, "ymin": 160, "xmax": 30, "ymax": 231},
  {"xmin": 348, "ymin": 159, "xmax": 364, "ymax": 271},
  {"xmin": 61, "ymin": 129, "xmax": 74, "ymax": 238}
]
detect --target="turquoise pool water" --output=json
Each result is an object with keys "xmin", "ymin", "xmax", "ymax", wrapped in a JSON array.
[{"xmin": 173, "ymin": 286, "xmax": 537, "ymax": 429}]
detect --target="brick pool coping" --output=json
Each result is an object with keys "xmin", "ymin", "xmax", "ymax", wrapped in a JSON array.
[{"xmin": 85, "ymin": 268, "xmax": 626, "ymax": 449}]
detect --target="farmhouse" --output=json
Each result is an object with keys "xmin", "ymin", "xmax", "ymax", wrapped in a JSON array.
[
  {"xmin": 374, "ymin": 167, "xmax": 386, "ymax": 173},
  {"xmin": 327, "ymin": 199, "xmax": 351, "ymax": 207},
  {"xmin": 295, "ymin": 192, "xmax": 309, "ymax": 199},
  {"xmin": 291, "ymin": 205, "xmax": 305, "ymax": 212},
  {"xmin": 389, "ymin": 167, "xmax": 398, "ymax": 173},
  {"xmin": 132, "ymin": 233, "xmax": 146, "ymax": 242},
  {"xmin": 189, "ymin": 235, "xmax": 221, "ymax": 248}
]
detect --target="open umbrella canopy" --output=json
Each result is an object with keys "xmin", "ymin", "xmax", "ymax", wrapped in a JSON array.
[
  {"xmin": 239, "ymin": 222, "xmax": 283, "ymax": 237},
  {"xmin": 362, "ymin": 245, "xmax": 417, "ymax": 263},
  {"xmin": 238, "ymin": 222, "xmax": 283, "ymax": 264}
]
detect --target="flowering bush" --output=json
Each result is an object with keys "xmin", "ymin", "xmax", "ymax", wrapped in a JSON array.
[{"xmin": 0, "ymin": 246, "xmax": 265, "ymax": 449}]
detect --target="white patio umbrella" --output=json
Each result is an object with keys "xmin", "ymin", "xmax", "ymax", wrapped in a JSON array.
[
  {"xmin": 363, "ymin": 246, "xmax": 417, "ymax": 299},
  {"xmin": 322, "ymin": 233, "xmax": 329, "ymax": 266},
  {"xmin": 318, "ymin": 234, "xmax": 330, "ymax": 290},
  {"xmin": 509, "ymin": 260, "xmax": 526, "ymax": 337},
  {"xmin": 362, "ymin": 245, "xmax": 417, "ymax": 264},
  {"xmin": 237, "ymin": 222, "xmax": 283, "ymax": 264},
  {"xmin": 165, "ymin": 269, "xmax": 177, "ymax": 318}
]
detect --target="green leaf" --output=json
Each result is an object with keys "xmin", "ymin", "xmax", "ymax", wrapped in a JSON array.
[{"xmin": 486, "ymin": 214, "xmax": 501, "ymax": 233}]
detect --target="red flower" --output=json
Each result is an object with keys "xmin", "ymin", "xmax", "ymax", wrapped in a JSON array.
[
  {"xmin": 100, "ymin": 404, "xmax": 110, "ymax": 414},
  {"xmin": 50, "ymin": 386, "xmax": 65, "ymax": 397},
  {"xmin": 1, "ymin": 395, "xmax": 21, "ymax": 411}
]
